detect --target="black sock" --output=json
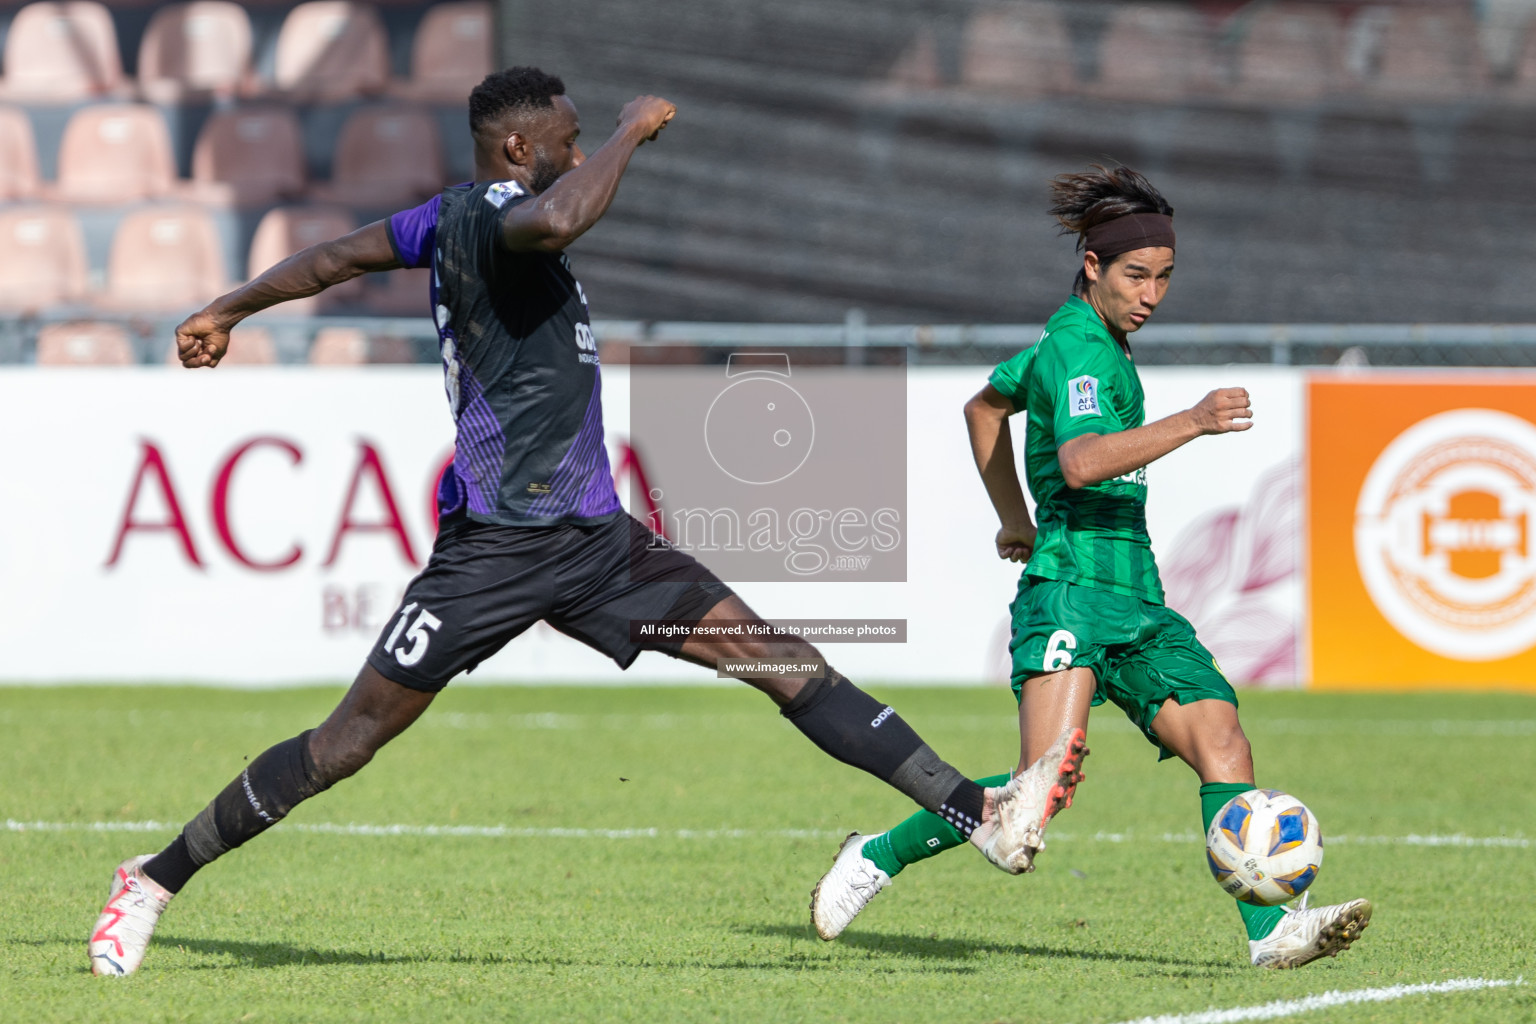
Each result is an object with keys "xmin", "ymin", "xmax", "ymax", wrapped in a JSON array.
[
  {"xmin": 780, "ymin": 671, "xmax": 970, "ymax": 814},
  {"xmin": 938, "ymin": 780, "xmax": 988, "ymax": 838},
  {"xmin": 142, "ymin": 834, "xmax": 198, "ymax": 894},
  {"xmin": 143, "ymin": 730, "xmax": 331, "ymax": 894}
]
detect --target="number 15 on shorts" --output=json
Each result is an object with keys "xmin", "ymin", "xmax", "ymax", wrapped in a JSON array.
[{"xmin": 384, "ymin": 602, "xmax": 442, "ymax": 668}]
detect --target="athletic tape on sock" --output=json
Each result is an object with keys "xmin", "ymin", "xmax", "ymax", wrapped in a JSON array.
[
  {"xmin": 147, "ymin": 730, "xmax": 333, "ymax": 892},
  {"xmin": 889, "ymin": 743, "xmax": 969, "ymax": 815},
  {"xmin": 194, "ymin": 730, "xmax": 333, "ymax": 858}
]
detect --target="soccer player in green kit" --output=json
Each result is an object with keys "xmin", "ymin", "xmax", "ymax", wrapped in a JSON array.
[{"xmin": 810, "ymin": 164, "xmax": 1372, "ymax": 969}]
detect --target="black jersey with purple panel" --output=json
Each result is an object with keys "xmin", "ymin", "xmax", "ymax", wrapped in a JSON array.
[{"xmin": 386, "ymin": 181, "xmax": 622, "ymax": 526}]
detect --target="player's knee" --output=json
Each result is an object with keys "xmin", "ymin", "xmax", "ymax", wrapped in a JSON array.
[
  {"xmin": 1211, "ymin": 723, "xmax": 1252, "ymax": 773},
  {"xmin": 740, "ymin": 635, "xmax": 818, "ymax": 661},
  {"xmin": 306, "ymin": 730, "xmax": 376, "ymax": 787}
]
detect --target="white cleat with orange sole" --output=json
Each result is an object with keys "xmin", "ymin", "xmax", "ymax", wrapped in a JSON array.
[
  {"xmin": 1249, "ymin": 894, "xmax": 1372, "ymax": 968},
  {"xmin": 89, "ymin": 855, "xmax": 172, "ymax": 976},
  {"xmin": 970, "ymin": 726, "xmax": 1088, "ymax": 874}
]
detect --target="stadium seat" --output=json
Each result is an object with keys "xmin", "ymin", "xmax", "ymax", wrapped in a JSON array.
[
  {"xmin": 1513, "ymin": 20, "xmax": 1536, "ymax": 95},
  {"xmin": 53, "ymin": 104, "xmax": 177, "ymax": 203},
  {"xmin": 246, "ymin": 205, "xmax": 363, "ymax": 311},
  {"xmin": 312, "ymin": 105, "xmax": 445, "ymax": 208},
  {"xmin": 309, "ymin": 326, "xmax": 416, "ymax": 364},
  {"xmin": 137, "ymin": 1, "xmax": 255, "ymax": 103},
  {"xmin": 959, "ymin": 4, "xmax": 1075, "ymax": 97},
  {"xmin": 1235, "ymin": 4, "xmax": 1344, "ymax": 100},
  {"xmin": 1095, "ymin": 3, "xmax": 1219, "ymax": 102},
  {"xmin": 307, "ymin": 326, "xmax": 368, "ymax": 364},
  {"xmin": 0, "ymin": 106, "xmax": 42, "ymax": 200},
  {"xmin": 397, "ymin": 1, "xmax": 493, "ymax": 101},
  {"xmin": 190, "ymin": 107, "xmax": 306, "ymax": 206},
  {"xmin": 0, "ymin": 205, "xmax": 88, "ymax": 311},
  {"xmin": 1481, "ymin": 0, "xmax": 1536, "ymax": 80},
  {"xmin": 0, "ymin": 1, "xmax": 124, "ymax": 101},
  {"xmin": 271, "ymin": 1, "xmax": 392, "ymax": 101},
  {"xmin": 104, "ymin": 205, "xmax": 227, "ymax": 311},
  {"xmin": 165, "ymin": 325, "xmax": 276, "ymax": 365},
  {"xmin": 1368, "ymin": 7, "xmax": 1489, "ymax": 98},
  {"xmin": 36, "ymin": 321, "xmax": 135, "ymax": 365}
]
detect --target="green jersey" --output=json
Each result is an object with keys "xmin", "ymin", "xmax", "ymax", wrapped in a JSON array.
[{"xmin": 988, "ymin": 295, "xmax": 1164, "ymax": 604}]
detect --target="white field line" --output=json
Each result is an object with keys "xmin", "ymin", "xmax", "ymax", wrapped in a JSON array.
[
  {"xmin": 1, "ymin": 819, "xmax": 845, "ymax": 840},
  {"xmin": 4, "ymin": 819, "xmax": 1529, "ymax": 848},
  {"xmin": 1105, "ymin": 976, "xmax": 1523, "ymax": 1024},
  {"xmin": 4, "ymin": 711, "xmax": 1533, "ymax": 737},
  {"xmin": 413, "ymin": 714, "xmax": 1536, "ymax": 737}
]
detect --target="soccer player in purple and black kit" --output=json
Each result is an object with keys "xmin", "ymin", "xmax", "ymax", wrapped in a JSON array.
[{"xmin": 87, "ymin": 68, "xmax": 1089, "ymax": 976}]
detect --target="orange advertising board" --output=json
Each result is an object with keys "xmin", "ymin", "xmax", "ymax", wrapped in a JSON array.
[{"xmin": 1308, "ymin": 376, "xmax": 1536, "ymax": 690}]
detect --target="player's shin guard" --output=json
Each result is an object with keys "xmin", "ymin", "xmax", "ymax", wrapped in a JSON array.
[
  {"xmin": 779, "ymin": 671, "xmax": 987, "ymax": 827},
  {"xmin": 142, "ymin": 730, "xmax": 334, "ymax": 894}
]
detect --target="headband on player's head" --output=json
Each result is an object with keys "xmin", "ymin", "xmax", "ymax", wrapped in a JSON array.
[{"xmin": 1082, "ymin": 212, "xmax": 1176, "ymax": 260}]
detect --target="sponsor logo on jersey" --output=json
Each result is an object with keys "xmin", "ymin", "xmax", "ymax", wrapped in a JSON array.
[
  {"xmin": 1354, "ymin": 408, "xmax": 1536, "ymax": 660},
  {"xmin": 1113, "ymin": 466, "xmax": 1147, "ymax": 486},
  {"xmin": 526, "ymin": 482, "xmax": 553, "ymax": 496},
  {"xmin": 484, "ymin": 181, "xmax": 526, "ymax": 208},
  {"xmin": 1067, "ymin": 375, "xmax": 1101, "ymax": 417},
  {"xmin": 870, "ymin": 706, "xmax": 896, "ymax": 728}
]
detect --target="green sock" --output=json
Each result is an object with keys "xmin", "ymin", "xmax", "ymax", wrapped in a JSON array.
[
  {"xmin": 1200, "ymin": 782, "xmax": 1287, "ymax": 941},
  {"xmin": 863, "ymin": 773, "xmax": 1013, "ymax": 877}
]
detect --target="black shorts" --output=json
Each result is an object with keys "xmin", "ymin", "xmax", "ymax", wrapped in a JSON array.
[{"xmin": 366, "ymin": 513, "xmax": 733, "ymax": 692}]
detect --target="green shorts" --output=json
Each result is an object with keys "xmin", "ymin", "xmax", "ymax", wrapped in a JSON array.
[{"xmin": 1008, "ymin": 575, "xmax": 1236, "ymax": 760}]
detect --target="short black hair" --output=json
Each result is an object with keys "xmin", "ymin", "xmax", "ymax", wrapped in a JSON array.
[{"xmin": 468, "ymin": 66, "xmax": 566, "ymax": 136}]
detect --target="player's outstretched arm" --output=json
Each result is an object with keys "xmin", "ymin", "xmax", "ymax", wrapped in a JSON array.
[
  {"xmin": 500, "ymin": 96, "xmax": 675, "ymax": 253},
  {"xmin": 1057, "ymin": 386, "xmax": 1252, "ymax": 489},
  {"xmin": 175, "ymin": 221, "xmax": 401, "ymax": 368},
  {"xmin": 964, "ymin": 385, "xmax": 1036, "ymax": 562}
]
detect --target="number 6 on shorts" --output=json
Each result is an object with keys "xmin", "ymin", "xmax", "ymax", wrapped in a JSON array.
[{"xmin": 1044, "ymin": 629, "xmax": 1077, "ymax": 672}]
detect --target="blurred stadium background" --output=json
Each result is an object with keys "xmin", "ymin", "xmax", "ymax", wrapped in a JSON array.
[
  {"xmin": 2, "ymin": 0, "xmax": 1536, "ymax": 363},
  {"xmin": 1, "ymin": 0, "xmax": 1534, "ymax": 692}
]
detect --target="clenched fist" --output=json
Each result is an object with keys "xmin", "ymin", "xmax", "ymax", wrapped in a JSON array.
[
  {"xmin": 1188, "ymin": 387, "xmax": 1252, "ymax": 435},
  {"xmin": 619, "ymin": 95, "xmax": 676, "ymax": 143}
]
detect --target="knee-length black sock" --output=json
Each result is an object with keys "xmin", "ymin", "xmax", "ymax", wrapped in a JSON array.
[
  {"xmin": 142, "ymin": 730, "xmax": 333, "ymax": 893},
  {"xmin": 779, "ymin": 671, "xmax": 988, "ymax": 833}
]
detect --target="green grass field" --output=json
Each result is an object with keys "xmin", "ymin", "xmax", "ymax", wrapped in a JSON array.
[{"xmin": 3, "ymin": 684, "xmax": 1532, "ymax": 1023}]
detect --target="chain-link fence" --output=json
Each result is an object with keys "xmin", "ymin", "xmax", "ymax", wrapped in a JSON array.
[{"xmin": 8, "ymin": 310, "xmax": 1536, "ymax": 367}]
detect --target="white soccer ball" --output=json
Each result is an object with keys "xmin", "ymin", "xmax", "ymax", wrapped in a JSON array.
[{"xmin": 1205, "ymin": 788, "xmax": 1323, "ymax": 906}]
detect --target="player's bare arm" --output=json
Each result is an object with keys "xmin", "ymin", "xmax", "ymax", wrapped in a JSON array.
[
  {"xmin": 500, "ymin": 95, "xmax": 675, "ymax": 252},
  {"xmin": 1057, "ymin": 386, "xmax": 1252, "ymax": 490},
  {"xmin": 964, "ymin": 384, "xmax": 1036, "ymax": 562},
  {"xmin": 175, "ymin": 222, "xmax": 401, "ymax": 369}
]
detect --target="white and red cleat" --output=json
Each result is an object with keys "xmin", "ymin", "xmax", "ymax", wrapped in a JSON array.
[
  {"xmin": 89, "ymin": 855, "xmax": 172, "ymax": 976},
  {"xmin": 970, "ymin": 726, "xmax": 1088, "ymax": 874}
]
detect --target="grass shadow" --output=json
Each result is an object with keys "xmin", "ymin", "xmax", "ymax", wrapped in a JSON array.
[
  {"xmin": 745, "ymin": 923, "xmax": 1234, "ymax": 972},
  {"xmin": 35, "ymin": 934, "xmax": 975, "ymax": 975}
]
